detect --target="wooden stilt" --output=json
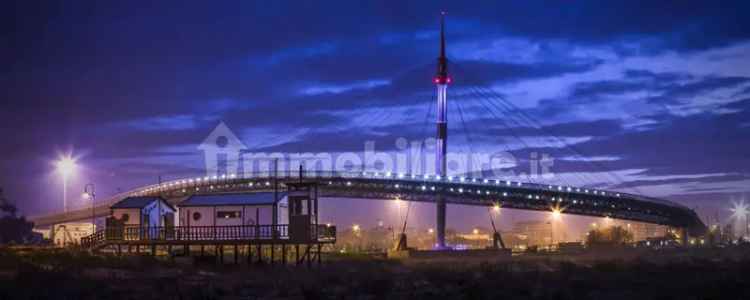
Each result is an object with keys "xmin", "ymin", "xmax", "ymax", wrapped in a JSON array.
[
  {"xmin": 270, "ymin": 244, "xmax": 275, "ymax": 265},
  {"xmin": 306, "ymin": 245, "xmax": 312, "ymax": 268},
  {"xmin": 282, "ymin": 244, "xmax": 287, "ymax": 265},
  {"xmin": 247, "ymin": 244, "xmax": 253, "ymax": 265},
  {"xmin": 257, "ymin": 244, "xmax": 262, "ymax": 264},
  {"xmin": 234, "ymin": 244, "xmax": 238, "ymax": 264},
  {"xmin": 318, "ymin": 244, "xmax": 322, "ymax": 266},
  {"xmin": 219, "ymin": 245, "xmax": 224, "ymax": 264}
]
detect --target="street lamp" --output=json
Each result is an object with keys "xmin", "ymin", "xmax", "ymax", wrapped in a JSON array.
[
  {"xmin": 730, "ymin": 200, "xmax": 749, "ymax": 238},
  {"xmin": 56, "ymin": 156, "xmax": 77, "ymax": 212},
  {"xmin": 83, "ymin": 183, "xmax": 95, "ymax": 234}
]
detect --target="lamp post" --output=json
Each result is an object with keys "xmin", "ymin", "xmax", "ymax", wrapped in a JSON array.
[
  {"xmin": 56, "ymin": 156, "xmax": 76, "ymax": 213},
  {"xmin": 83, "ymin": 183, "xmax": 95, "ymax": 234}
]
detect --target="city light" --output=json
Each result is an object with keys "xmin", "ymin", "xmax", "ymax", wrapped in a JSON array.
[
  {"xmin": 56, "ymin": 156, "xmax": 76, "ymax": 177},
  {"xmin": 472, "ymin": 228, "xmax": 479, "ymax": 235},
  {"xmin": 352, "ymin": 224, "xmax": 360, "ymax": 232},
  {"xmin": 492, "ymin": 203, "xmax": 501, "ymax": 213},
  {"xmin": 55, "ymin": 155, "xmax": 77, "ymax": 213},
  {"xmin": 428, "ymin": 228, "xmax": 434, "ymax": 234},
  {"xmin": 730, "ymin": 200, "xmax": 749, "ymax": 220},
  {"xmin": 551, "ymin": 209, "xmax": 562, "ymax": 221}
]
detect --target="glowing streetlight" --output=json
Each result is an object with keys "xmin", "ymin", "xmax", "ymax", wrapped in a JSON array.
[
  {"xmin": 472, "ymin": 228, "xmax": 479, "ymax": 235},
  {"xmin": 352, "ymin": 224, "xmax": 360, "ymax": 232},
  {"xmin": 428, "ymin": 228, "xmax": 434, "ymax": 234},
  {"xmin": 551, "ymin": 209, "xmax": 562, "ymax": 221},
  {"xmin": 56, "ymin": 156, "xmax": 77, "ymax": 212},
  {"xmin": 492, "ymin": 203, "xmax": 501, "ymax": 213},
  {"xmin": 730, "ymin": 200, "xmax": 749, "ymax": 238}
]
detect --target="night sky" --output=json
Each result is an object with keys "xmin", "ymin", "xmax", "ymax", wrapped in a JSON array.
[{"xmin": 3, "ymin": 1, "xmax": 750, "ymax": 230}]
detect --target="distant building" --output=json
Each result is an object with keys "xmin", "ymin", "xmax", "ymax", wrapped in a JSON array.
[
  {"xmin": 177, "ymin": 192, "xmax": 287, "ymax": 227},
  {"xmin": 53, "ymin": 222, "xmax": 95, "ymax": 246},
  {"xmin": 625, "ymin": 222, "xmax": 667, "ymax": 241},
  {"xmin": 110, "ymin": 197, "xmax": 176, "ymax": 227},
  {"xmin": 510, "ymin": 220, "xmax": 552, "ymax": 248}
]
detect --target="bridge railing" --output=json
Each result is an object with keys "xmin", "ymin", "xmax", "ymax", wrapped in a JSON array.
[
  {"xmin": 129, "ymin": 170, "xmax": 688, "ymax": 210},
  {"xmin": 81, "ymin": 224, "xmax": 336, "ymax": 248}
]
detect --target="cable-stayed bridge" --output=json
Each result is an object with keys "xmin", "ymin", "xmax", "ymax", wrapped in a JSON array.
[
  {"xmin": 29, "ymin": 14, "xmax": 707, "ymax": 245},
  {"xmin": 31, "ymin": 171, "xmax": 706, "ymax": 236}
]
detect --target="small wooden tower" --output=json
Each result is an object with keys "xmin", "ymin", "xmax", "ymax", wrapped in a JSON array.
[{"xmin": 286, "ymin": 181, "xmax": 318, "ymax": 243}]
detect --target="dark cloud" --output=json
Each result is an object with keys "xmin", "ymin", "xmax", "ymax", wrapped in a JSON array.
[{"xmin": 2, "ymin": 1, "xmax": 750, "ymax": 214}]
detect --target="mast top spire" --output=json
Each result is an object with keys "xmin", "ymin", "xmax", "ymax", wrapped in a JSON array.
[{"xmin": 435, "ymin": 12, "xmax": 450, "ymax": 84}]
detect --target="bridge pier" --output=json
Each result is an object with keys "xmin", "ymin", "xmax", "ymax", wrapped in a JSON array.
[{"xmin": 436, "ymin": 197, "xmax": 446, "ymax": 249}]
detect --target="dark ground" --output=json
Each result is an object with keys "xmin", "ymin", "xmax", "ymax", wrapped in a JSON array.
[{"xmin": 1, "ymin": 246, "xmax": 749, "ymax": 299}]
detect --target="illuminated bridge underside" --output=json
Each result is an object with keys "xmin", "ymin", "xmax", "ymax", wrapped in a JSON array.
[{"xmin": 31, "ymin": 172, "xmax": 706, "ymax": 235}]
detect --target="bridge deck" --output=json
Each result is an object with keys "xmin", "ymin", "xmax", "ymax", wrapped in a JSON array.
[{"xmin": 33, "ymin": 171, "xmax": 706, "ymax": 235}]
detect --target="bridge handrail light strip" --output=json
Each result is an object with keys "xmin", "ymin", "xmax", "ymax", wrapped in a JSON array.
[
  {"xmin": 130, "ymin": 171, "xmax": 688, "ymax": 210},
  {"xmin": 32, "ymin": 170, "xmax": 701, "ymax": 234}
]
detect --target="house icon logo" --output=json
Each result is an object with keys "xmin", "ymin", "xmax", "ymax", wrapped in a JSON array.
[{"xmin": 198, "ymin": 122, "xmax": 247, "ymax": 177}]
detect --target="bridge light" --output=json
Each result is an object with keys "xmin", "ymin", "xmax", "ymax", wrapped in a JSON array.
[
  {"xmin": 346, "ymin": 181, "xmax": 352, "ymax": 186},
  {"xmin": 483, "ymin": 179, "xmax": 488, "ymax": 184},
  {"xmin": 506, "ymin": 181, "xmax": 511, "ymax": 186},
  {"xmin": 448, "ymin": 176, "xmax": 454, "ymax": 181},
  {"xmin": 386, "ymin": 172, "xmax": 392, "ymax": 177},
  {"xmin": 517, "ymin": 182, "xmax": 522, "ymax": 186},
  {"xmin": 551, "ymin": 209, "xmax": 562, "ymax": 221},
  {"xmin": 431, "ymin": 186, "xmax": 436, "ymax": 191},
  {"xmin": 502, "ymin": 192, "xmax": 508, "ymax": 197},
  {"xmin": 458, "ymin": 188, "xmax": 464, "ymax": 193},
  {"xmin": 398, "ymin": 173, "xmax": 405, "ymax": 179},
  {"xmin": 436, "ymin": 175, "xmax": 442, "ymax": 180},
  {"xmin": 566, "ymin": 187, "xmax": 572, "ymax": 192},
  {"xmin": 395, "ymin": 184, "xmax": 400, "ymax": 188},
  {"xmin": 230, "ymin": 173, "xmax": 236, "ymax": 178},
  {"xmin": 460, "ymin": 177, "xmax": 466, "ymax": 182},
  {"xmin": 421, "ymin": 185, "xmax": 427, "ymax": 191},
  {"xmin": 472, "ymin": 178, "xmax": 477, "ymax": 183}
]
